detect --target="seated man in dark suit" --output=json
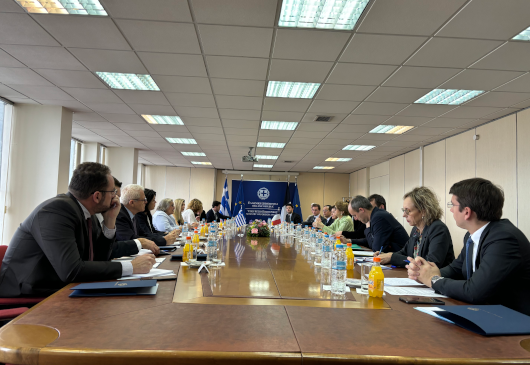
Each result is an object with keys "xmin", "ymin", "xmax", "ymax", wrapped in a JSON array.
[
  {"xmin": 0, "ymin": 163, "xmax": 155, "ymax": 297},
  {"xmin": 302, "ymin": 203, "xmax": 323, "ymax": 226},
  {"xmin": 322, "ymin": 205, "xmax": 335, "ymax": 226},
  {"xmin": 206, "ymin": 200, "xmax": 230, "ymax": 223},
  {"xmin": 116, "ymin": 184, "xmax": 177, "ymax": 246},
  {"xmin": 408, "ymin": 178, "xmax": 530, "ymax": 315},
  {"xmin": 285, "ymin": 203, "xmax": 301, "ymax": 224},
  {"xmin": 347, "ymin": 195, "xmax": 409, "ymax": 252},
  {"xmin": 368, "ymin": 194, "xmax": 387, "ymax": 210}
]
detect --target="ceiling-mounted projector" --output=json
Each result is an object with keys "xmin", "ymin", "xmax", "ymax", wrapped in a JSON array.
[{"xmin": 242, "ymin": 147, "xmax": 259, "ymax": 162}]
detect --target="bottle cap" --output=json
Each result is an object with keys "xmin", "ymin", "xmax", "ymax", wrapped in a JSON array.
[
  {"xmin": 373, "ymin": 257, "xmax": 381, "ymax": 262},
  {"xmin": 186, "ymin": 236, "xmax": 191, "ymax": 239},
  {"xmin": 347, "ymin": 242, "xmax": 352, "ymax": 247}
]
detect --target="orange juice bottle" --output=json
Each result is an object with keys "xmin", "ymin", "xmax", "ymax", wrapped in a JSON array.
[
  {"xmin": 183, "ymin": 236, "xmax": 192, "ymax": 262},
  {"xmin": 334, "ymin": 238, "xmax": 341, "ymax": 250},
  {"xmin": 192, "ymin": 229, "xmax": 200, "ymax": 250},
  {"xmin": 199, "ymin": 223, "xmax": 206, "ymax": 237},
  {"xmin": 368, "ymin": 257, "xmax": 384, "ymax": 298},
  {"xmin": 205, "ymin": 223, "xmax": 209, "ymax": 234},
  {"xmin": 346, "ymin": 242, "xmax": 355, "ymax": 269}
]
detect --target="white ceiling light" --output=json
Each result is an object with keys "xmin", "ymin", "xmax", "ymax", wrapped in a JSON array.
[
  {"xmin": 314, "ymin": 166, "xmax": 334, "ymax": 169},
  {"xmin": 15, "ymin": 0, "xmax": 107, "ymax": 15},
  {"xmin": 326, "ymin": 157, "xmax": 352, "ymax": 162},
  {"xmin": 256, "ymin": 155, "xmax": 279, "ymax": 160},
  {"xmin": 191, "ymin": 161, "xmax": 212, "ymax": 165},
  {"xmin": 415, "ymin": 89, "xmax": 484, "ymax": 105},
  {"xmin": 369, "ymin": 125, "xmax": 414, "ymax": 134},
  {"xmin": 181, "ymin": 152, "xmax": 206, "ymax": 156},
  {"xmin": 266, "ymin": 81, "xmax": 320, "ymax": 99},
  {"xmin": 278, "ymin": 0, "xmax": 369, "ymax": 30},
  {"xmin": 257, "ymin": 142, "xmax": 286, "ymax": 148},
  {"xmin": 342, "ymin": 145, "xmax": 375, "ymax": 151},
  {"xmin": 142, "ymin": 115, "xmax": 183, "ymax": 125},
  {"xmin": 166, "ymin": 138, "xmax": 197, "ymax": 144},
  {"xmin": 96, "ymin": 72, "xmax": 159, "ymax": 90},
  {"xmin": 261, "ymin": 121, "xmax": 298, "ymax": 130},
  {"xmin": 513, "ymin": 27, "xmax": 530, "ymax": 41},
  {"xmin": 254, "ymin": 164, "xmax": 273, "ymax": 168}
]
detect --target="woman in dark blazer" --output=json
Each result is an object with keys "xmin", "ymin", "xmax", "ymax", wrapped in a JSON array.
[
  {"xmin": 378, "ymin": 186, "xmax": 455, "ymax": 268},
  {"xmin": 136, "ymin": 189, "xmax": 178, "ymax": 246}
]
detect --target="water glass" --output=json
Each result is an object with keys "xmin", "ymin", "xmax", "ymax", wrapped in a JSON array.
[{"xmin": 360, "ymin": 263, "xmax": 374, "ymax": 294}]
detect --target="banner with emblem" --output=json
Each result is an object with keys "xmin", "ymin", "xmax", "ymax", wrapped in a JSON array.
[{"xmin": 231, "ymin": 180, "xmax": 298, "ymax": 222}]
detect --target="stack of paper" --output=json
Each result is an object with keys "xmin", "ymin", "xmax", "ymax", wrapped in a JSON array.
[
  {"xmin": 384, "ymin": 286, "xmax": 448, "ymax": 298},
  {"xmin": 384, "ymin": 278, "xmax": 424, "ymax": 286},
  {"xmin": 118, "ymin": 268, "xmax": 174, "ymax": 280}
]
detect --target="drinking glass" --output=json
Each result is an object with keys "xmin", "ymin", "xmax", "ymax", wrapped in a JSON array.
[{"xmin": 360, "ymin": 263, "xmax": 374, "ymax": 294}]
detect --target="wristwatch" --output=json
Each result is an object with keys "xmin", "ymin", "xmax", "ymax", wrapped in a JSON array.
[{"xmin": 431, "ymin": 275, "xmax": 444, "ymax": 286}]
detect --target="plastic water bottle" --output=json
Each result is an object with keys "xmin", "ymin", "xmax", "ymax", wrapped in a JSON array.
[
  {"xmin": 321, "ymin": 234, "xmax": 332, "ymax": 286},
  {"xmin": 310, "ymin": 229, "xmax": 317, "ymax": 252},
  {"xmin": 208, "ymin": 225, "xmax": 217, "ymax": 241},
  {"xmin": 315, "ymin": 236, "xmax": 323, "ymax": 264},
  {"xmin": 296, "ymin": 224, "xmax": 302, "ymax": 238},
  {"xmin": 182, "ymin": 222, "xmax": 188, "ymax": 238},
  {"xmin": 331, "ymin": 244, "xmax": 347, "ymax": 294},
  {"xmin": 207, "ymin": 239, "xmax": 217, "ymax": 262}
]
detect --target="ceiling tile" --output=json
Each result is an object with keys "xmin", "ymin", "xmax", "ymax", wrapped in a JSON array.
[
  {"xmin": 218, "ymin": 108, "xmax": 260, "ymax": 120},
  {"xmin": 114, "ymin": 90, "xmax": 170, "ymax": 105},
  {"xmin": 437, "ymin": 0, "xmax": 530, "ymax": 40},
  {"xmin": 463, "ymin": 91, "xmax": 530, "ymax": 108},
  {"xmin": 367, "ymin": 87, "xmax": 431, "ymax": 103},
  {"xmin": 174, "ymin": 106, "xmax": 219, "ymax": 118},
  {"xmin": 149, "ymin": 124, "xmax": 188, "ymax": 132},
  {"xmin": 327, "ymin": 63, "xmax": 398, "ymax": 85},
  {"xmin": 116, "ymin": 123, "xmax": 154, "ymax": 131},
  {"xmin": 138, "ymin": 52, "xmax": 207, "ymax": 77},
  {"xmin": 222, "ymin": 119, "xmax": 259, "ymax": 129},
  {"xmin": 301, "ymin": 113, "xmax": 347, "ymax": 124},
  {"xmin": 440, "ymin": 69, "xmax": 524, "ymax": 90},
  {"xmin": 153, "ymin": 75, "xmax": 212, "ymax": 94},
  {"xmin": 165, "ymin": 92, "xmax": 216, "ymax": 107},
  {"xmin": 0, "ymin": 13, "xmax": 59, "ymax": 46},
  {"xmin": 316, "ymin": 84, "xmax": 375, "ymax": 102},
  {"xmin": 0, "ymin": 0, "xmax": 25, "ymax": 12},
  {"xmin": 0, "ymin": 49, "xmax": 25, "ymax": 68},
  {"xmin": 495, "ymin": 74, "xmax": 530, "ymax": 93},
  {"xmin": 393, "ymin": 134, "xmax": 429, "ymax": 142},
  {"xmin": 308, "ymin": 100, "xmax": 358, "ymax": 113},
  {"xmin": 341, "ymin": 114, "xmax": 390, "ymax": 125},
  {"xmin": 101, "ymin": 113, "xmax": 145, "ymax": 123},
  {"xmin": 397, "ymin": 104, "xmax": 456, "ymax": 118},
  {"xmin": 263, "ymin": 98, "xmax": 311, "ymax": 112},
  {"xmin": 352, "ymin": 102, "xmax": 408, "ymax": 116},
  {"xmin": 224, "ymin": 128, "xmax": 258, "ymax": 136},
  {"xmin": 273, "ymin": 29, "xmax": 350, "ymax": 61},
  {"xmin": 334, "ymin": 124, "xmax": 376, "ymax": 133},
  {"xmin": 35, "ymin": 69, "xmax": 106, "ymax": 88},
  {"xmin": 383, "ymin": 115, "xmax": 431, "ymax": 126},
  {"xmin": 210, "ymin": 78, "xmax": 265, "ymax": 97},
  {"xmin": 101, "ymin": 0, "xmax": 192, "ymax": 21},
  {"xmin": 472, "ymin": 41, "xmax": 530, "ymax": 72},
  {"xmin": 261, "ymin": 110, "xmax": 304, "ymax": 123},
  {"xmin": 76, "ymin": 121, "xmax": 119, "ymax": 130},
  {"xmin": 216, "ymin": 95, "xmax": 263, "ymax": 110},
  {"xmin": 63, "ymin": 88, "xmax": 123, "ymax": 103},
  {"xmin": 404, "ymin": 127, "xmax": 454, "ymax": 136},
  {"xmin": 384, "ymin": 66, "xmax": 461, "ymax": 88},
  {"xmin": 406, "ymin": 38, "xmax": 502, "ymax": 68},
  {"xmin": 2, "ymin": 45, "xmax": 87, "ymax": 72},
  {"xmin": 128, "ymin": 104, "xmax": 176, "ymax": 115},
  {"xmin": 0, "ymin": 67, "xmax": 52, "ymax": 86},
  {"xmin": 296, "ymin": 123, "xmax": 337, "ymax": 132},
  {"xmin": 206, "ymin": 56, "xmax": 268, "ymax": 80},
  {"xmin": 199, "ymin": 25, "xmax": 273, "ymax": 58},
  {"xmin": 358, "ymin": 0, "xmax": 466, "ymax": 36},
  {"xmin": 0, "ymin": 84, "xmax": 31, "ymax": 98},
  {"xmin": 72, "ymin": 112, "xmax": 106, "ymax": 121},
  {"xmin": 422, "ymin": 118, "xmax": 477, "ymax": 128},
  {"xmin": 39, "ymin": 99, "xmax": 90, "ymax": 111},
  {"xmin": 441, "ymin": 106, "xmax": 503, "ymax": 119},
  {"xmin": 181, "ymin": 117, "xmax": 222, "ymax": 126},
  {"xmin": 90, "ymin": 129, "xmax": 129, "ymax": 136},
  {"xmin": 35, "ymin": 15, "xmax": 130, "ymax": 50},
  {"xmin": 478, "ymin": 107, "xmax": 519, "ymax": 120},
  {"xmin": 269, "ymin": 59, "xmax": 333, "ymax": 83},
  {"xmin": 340, "ymin": 34, "xmax": 427, "ymax": 64},
  {"xmin": 116, "ymin": 20, "xmax": 200, "ymax": 53},
  {"xmin": 191, "ymin": 0, "xmax": 277, "ymax": 27},
  {"xmin": 68, "ymin": 48, "xmax": 147, "ymax": 73},
  {"xmin": 326, "ymin": 132, "xmax": 365, "ymax": 140},
  {"xmin": 84, "ymin": 102, "xmax": 135, "ymax": 114}
]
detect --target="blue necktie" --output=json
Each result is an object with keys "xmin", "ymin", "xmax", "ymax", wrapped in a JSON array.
[{"xmin": 465, "ymin": 236, "xmax": 474, "ymax": 280}]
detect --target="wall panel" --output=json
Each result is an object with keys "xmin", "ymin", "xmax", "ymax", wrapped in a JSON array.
[
  {"xmin": 404, "ymin": 149, "xmax": 421, "ymax": 193},
  {"xmin": 370, "ymin": 176, "xmax": 382, "ymax": 195},
  {"xmin": 297, "ymin": 172, "xmax": 325, "ymax": 219},
  {"xmin": 424, "ymin": 140, "xmax": 446, "ymax": 222},
  {"xmin": 517, "ymin": 109, "xmax": 530, "ymax": 238},
  {"xmin": 369, "ymin": 161, "xmax": 389, "ymax": 179},
  {"xmin": 324, "ymin": 173, "xmax": 350, "ymax": 206},
  {"xmin": 190, "ymin": 168, "xmax": 215, "ymax": 211},
  {"xmin": 144, "ymin": 166, "xmax": 166, "ymax": 199},
  {"xmin": 349, "ymin": 171, "xmax": 358, "ymax": 196},
  {"xmin": 357, "ymin": 168, "xmax": 368, "ymax": 197},
  {"xmin": 389, "ymin": 155, "xmax": 405, "ymax": 225}
]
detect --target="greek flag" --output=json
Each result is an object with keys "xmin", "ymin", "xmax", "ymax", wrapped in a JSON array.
[
  {"xmin": 235, "ymin": 208, "xmax": 246, "ymax": 227},
  {"xmin": 220, "ymin": 176, "xmax": 231, "ymax": 217}
]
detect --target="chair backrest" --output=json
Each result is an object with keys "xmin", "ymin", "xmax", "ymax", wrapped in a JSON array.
[{"xmin": 0, "ymin": 245, "xmax": 7, "ymax": 269}]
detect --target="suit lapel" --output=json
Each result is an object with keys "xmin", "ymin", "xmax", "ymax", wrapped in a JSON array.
[
  {"xmin": 475, "ymin": 222, "xmax": 493, "ymax": 270},
  {"xmin": 66, "ymin": 192, "xmax": 90, "ymax": 258}
]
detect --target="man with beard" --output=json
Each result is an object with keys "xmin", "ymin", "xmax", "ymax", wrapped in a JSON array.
[{"xmin": 0, "ymin": 162, "xmax": 155, "ymax": 298}]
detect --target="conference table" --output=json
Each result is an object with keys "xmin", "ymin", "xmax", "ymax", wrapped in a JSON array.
[{"xmin": 1, "ymin": 232, "xmax": 529, "ymax": 365}]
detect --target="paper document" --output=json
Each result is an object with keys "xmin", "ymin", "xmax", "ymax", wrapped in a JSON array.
[
  {"xmin": 120, "ymin": 268, "xmax": 174, "ymax": 280},
  {"xmin": 384, "ymin": 286, "xmax": 448, "ymax": 298},
  {"xmin": 414, "ymin": 307, "xmax": 454, "ymax": 324},
  {"xmin": 132, "ymin": 249, "xmax": 153, "ymax": 256},
  {"xmin": 384, "ymin": 278, "xmax": 425, "ymax": 286},
  {"xmin": 351, "ymin": 250, "xmax": 375, "ymax": 257}
]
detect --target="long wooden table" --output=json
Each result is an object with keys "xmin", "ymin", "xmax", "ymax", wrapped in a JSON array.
[{"xmin": 1, "ymin": 233, "xmax": 529, "ymax": 365}]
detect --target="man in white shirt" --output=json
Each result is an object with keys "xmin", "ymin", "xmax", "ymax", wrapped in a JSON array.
[{"xmin": 302, "ymin": 203, "xmax": 323, "ymax": 226}]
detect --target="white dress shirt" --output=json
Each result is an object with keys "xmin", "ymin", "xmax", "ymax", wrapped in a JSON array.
[
  {"xmin": 470, "ymin": 222, "xmax": 490, "ymax": 272},
  {"xmin": 153, "ymin": 210, "xmax": 179, "ymax": 232},
  {"xmin": 182, "ymin": 209, "xmax": 198, "ymax": 224}
]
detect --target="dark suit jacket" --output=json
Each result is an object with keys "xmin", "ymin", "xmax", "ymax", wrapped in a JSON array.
[
  {"xmin": 323, "ymin": 216, "xmax": 335, "ymax": 226},
  {"xmin": 206, "ymin": 209, "xmax": 230, "ymax": 223},
  {"xmin": 390, "ymin": 219, "xmax": 454, "ymax": 268},
  {"xmin": 110, "ymin": 240, "xmax": 140, "ymax": 259},
  {"xmin": 351, "ymin": 207, "xmax": 409, "ymax": 252},
  {"xmin": 285, "ymin": 212, "xmax": 302, "ymax": 224},
  {"xmin": 302, "ymin": 215, "xmax": 323, "ymax": 227},
  {"xmin": 342, "ymin": 219, "xmax": 367, "ymax": 240},
  {"xmin": 433, "ymin": 219, "xmax": 530, "ymax": 315},
  {"xmin": 116, "ymin": 206, "xmax": 167, "ymax": 247},
  {"xmin": 0, "ymin": 193, "xmax": 122, "ymax": 297}
]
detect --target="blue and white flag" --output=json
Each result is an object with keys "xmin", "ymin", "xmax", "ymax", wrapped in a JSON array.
[
  {"xmin": 220, "ymin": 176, "xmax": 231, "ymax": 217},
  {"xmin": 233, "ymin": 181, "xmax": 246, "ymax": 227},
  {"xmin": 293, "ymin": 184, "xmax": 302, "ymax": 218},
  {"xmin": 235, "ymin": 207, "xmax": 246, "ymax": 227}
]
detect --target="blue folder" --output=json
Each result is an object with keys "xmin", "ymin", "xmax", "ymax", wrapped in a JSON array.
[
  {"xmin": 435, "ymin": 305, "xmax": 530, "ymax": 336},
  {"xmin": 69, "ymin": 280, "xmax": 158, "ymax": 297}
]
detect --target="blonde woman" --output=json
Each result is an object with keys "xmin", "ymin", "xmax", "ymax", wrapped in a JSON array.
[
  {"xmin": 173, "ymin": 198, "xmax": 186, "ymax": 225},
  {"xmin": 182, "ymin": 198, "xmax": 203, "ymax": 227},
  {"xmin": 314, "ymin": 201, "xmax": 354, "ymax": 235}
]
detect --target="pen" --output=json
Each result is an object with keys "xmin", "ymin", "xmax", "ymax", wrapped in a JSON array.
[{"xmin": 403, "ymin": 259, "xmax": 410, "ymax": 263}]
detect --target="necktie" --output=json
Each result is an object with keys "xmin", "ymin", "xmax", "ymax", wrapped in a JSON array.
[
  {"xmin": 465, "ymin": 236, "xmax": 474, "ymax": 280},
  {"xmin": 132, "ymin": 216, "xmax": 138, "ymax": 236},
  {"xmin": 86, "ymin": 217, "xmax": 94, "ymax": 261},
  {"xmin": 286, "ymin": 214, "xmax": 291, "ymax": 223}
]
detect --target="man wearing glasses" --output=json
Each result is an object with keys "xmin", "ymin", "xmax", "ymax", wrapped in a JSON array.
[{"xmin": 0, "ymin": 162, "xmax": 156, "ymax": 298}]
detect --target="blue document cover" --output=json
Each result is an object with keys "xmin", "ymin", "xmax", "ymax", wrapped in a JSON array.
[
  {"xmin": 69, "ymin": 280, "xmax": 158, "ymax": 297},
  {"xmin": 435, "ymin": 305, "xmax": 530, "ymax": 336}
]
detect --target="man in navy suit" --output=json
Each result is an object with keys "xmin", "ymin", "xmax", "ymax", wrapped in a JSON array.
[
  {"xmin": 408, "ymin": 178, "xmax": 530, "ymax": 315},
  {"xmin": 206, "ymin": 201, "xmax": 230, "ymax": 223}
]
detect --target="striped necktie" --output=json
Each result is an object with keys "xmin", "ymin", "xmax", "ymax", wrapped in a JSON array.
[
  {"xmin": 86, "ymin": 217, "xmax": 94, "ymax": 261},
  {"xmin": 465, "ymin": 236, "xmax": 474, "ymax": 280}
]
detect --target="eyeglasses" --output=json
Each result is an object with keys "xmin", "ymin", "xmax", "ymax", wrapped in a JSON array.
[
  {"xmin": 401, "ymin": 208, "xmax": 415, "ymax": 216},
  {"xmin": 93, "ymin": 188, "xmax": 117, "ymax": 197},
  {"xmin": 447, "ymin": 202, "xmax": 460, "ymax": 209},
  {"xmin": 132, "ymin": 198, "xmax": 148, "ymax": 203}
]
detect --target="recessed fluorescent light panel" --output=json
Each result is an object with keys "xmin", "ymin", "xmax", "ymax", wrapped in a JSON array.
[
  {"xmin": 254, "ymin": 164, "xmax": 273, "ymax": 168},
  {"xmin": 166, "ymin": 138, "xmax": 197, "ymax": 144},
  {"xmin": 15, "ymin": 0, "xmax": 107, "ymax": 15},
  {"xmin": 278, "ymin": 0, "xmax": 369, "ymax": 30},
  {"xmin": 96, "ymin": 72, "xmax": 159, "ymax": 91},
  {"xmin": 326, "ymin": 157, "xmax": 352, "ymax": 162},
  {"xmin": 415, "ymin": 89, "xmax": 484, "ymax": 105},
  {"xmin": 191, "ymin": 161, "xmax": 212, "ymax": 165},
  {"xmin": 314, "ymin": 166, "xmax": 334, "ymax": 169},
  {"xmin": 181, "ymin": 152, "xmax": 206, "ymax": 157},
  {"xmin": 369, "ymin": 125, "xmax": 414, "ymax": 134},
  {"xmin": 257, "ymin": 142, "xmax": 286, "ymax": 148},
  {"xmin": 513, "ymin": 27, "xmax": 530, "ymax": 41},
  {"xmin": 261, "ymin": 121, "xmax": 298, "ymax": 130},
  {"xmin": 342, "ymin": 145, "xmax": 375, "ymax": 151},
  {"xmin": 266, "ymin": 81, "xmax": 320, "ymax": 99},
  {"xmin": 142, "ymin": 115, "xmax": 183, "ymax": 125},
  {"xmin": 256, "ymin": 155, "xmax": 279, "ymax": 160}
]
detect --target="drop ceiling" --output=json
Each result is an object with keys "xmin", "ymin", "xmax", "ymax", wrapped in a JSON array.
[{"xmin": 1, "ymin": 0, "xmax": 530, "ymax": 172}]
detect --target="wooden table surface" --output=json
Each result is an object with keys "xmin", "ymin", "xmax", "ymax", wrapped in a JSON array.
[{"xmin": 1, "ymin": 233, "xmax": 529, "ymax": 365}]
